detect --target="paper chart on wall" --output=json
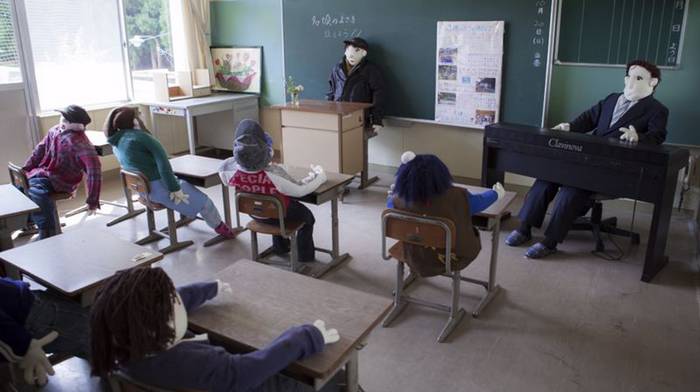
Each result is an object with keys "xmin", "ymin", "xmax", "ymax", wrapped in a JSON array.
[{"xmin": 435, "ymin": 21, "xmax": 504, "ymax": 129}]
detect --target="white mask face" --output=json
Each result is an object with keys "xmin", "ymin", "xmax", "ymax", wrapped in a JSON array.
[
  {"xmin": 167, "ymin": 292, "xmax": 188, "ymax": 347},
  {"xmin": 623, "ymin": 65, "xmax": 658, "ymax": 101},
  {"xmin": 344, "ymin": 46, "xmax": 367, "ymax": 66}
]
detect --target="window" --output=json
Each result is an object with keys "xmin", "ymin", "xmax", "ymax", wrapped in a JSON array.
[
  {"xmin": 24, "ymin": 0, "xmax": 128, "ymax": 111},
  {"xmin": 0, "ymin": 0, "xmax": 21, "ymax": 84},
  {"xmin": 124, "ymin": 0, "xmax": 188, "ymax": 101}
]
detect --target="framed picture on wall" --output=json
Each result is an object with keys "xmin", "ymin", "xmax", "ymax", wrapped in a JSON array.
[{"xmin": 210, "ymin": 46, "xmax": 262, "ymax": 94}]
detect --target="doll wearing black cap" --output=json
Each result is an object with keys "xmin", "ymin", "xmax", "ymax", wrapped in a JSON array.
[
  {"xmin": 326, "ymin": 37, "xmax": 387, "ymax": 128},
  {"xmin": 19, "ymin": 105, "xmax": 102, "ymax": 239}
]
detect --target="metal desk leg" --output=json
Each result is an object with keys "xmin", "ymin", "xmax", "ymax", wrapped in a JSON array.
[
  {"xmin": 106, "ymin": 183, "xmax": 145, "ymax": 227},
  {"xmin": 344, "ymin": 349, "xmax": 359, "ymax": 392},
  {"xmin": 204, "ymin": 185, "xmax": 245, "ymax": 247},
  {"xmin": 311, "ymin": 190, "xmax": 350, "ymax": 278},
  {"xmin": 186, "ymin": 111, "xmax": 196, "ymax": 155},
  {"xmin": 359, "ymin": 129, "xmax": 379, "ymax": 190},
  {"xmin": 472, "ymin": 217, "xmax": 502, "ymax": 318},
  {"xmin": 0, "ymin": 229, "xmax": 14, "ymax": 252}
]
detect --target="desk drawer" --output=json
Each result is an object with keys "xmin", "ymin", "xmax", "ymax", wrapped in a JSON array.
[{"xmin": 282, "ymin": 110, "xmax": 338, "ymax": 131}]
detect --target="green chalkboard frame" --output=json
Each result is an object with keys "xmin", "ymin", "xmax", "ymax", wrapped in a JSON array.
[{"xmin": 554, "ymin": 0, "xmax": 690, "ymax": 69}]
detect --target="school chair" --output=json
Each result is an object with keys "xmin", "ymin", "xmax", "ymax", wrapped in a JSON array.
[
  {"xmin": 8, "ymin": 162, "xmax": 73, "ymax": 236},
  {"xmin": 120, "ymin": 169, "xmax": 193, "ymax": 255},
  {"xmin": 108, "ymin": 371, "xmax": 202, "ymax": 392},
  {"xmin": 236, "ymin": 192, "xmax": 305, "ymax": 272},
  {"xmin": 381, "ymin": 208, "xmax": 486, "ymax": 343},
  {"xmin": 570, "ymin": 194, "xmax": 641, "ymax": 252}
]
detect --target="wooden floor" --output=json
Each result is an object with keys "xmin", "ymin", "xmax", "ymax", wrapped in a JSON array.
[{"xmin": 15, "ymin": 167, "xmax": 700, "ymax": 392}]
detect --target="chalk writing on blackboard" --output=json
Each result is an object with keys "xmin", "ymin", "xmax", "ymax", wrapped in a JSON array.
[
  {"xmin": 324, "ymin": 29, "xmax": 362, "ymax": 40},
  {"xmin": 311, "ymin": 14, "xmax": 356, "ymax": 27}
]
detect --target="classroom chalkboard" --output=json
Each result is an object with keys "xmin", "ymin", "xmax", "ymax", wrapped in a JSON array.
[
  {"xmin": 556, "ymin": 0, "xmax": 688, "ymax": 67},
  {"xmin": 283, "ymin": 0, "xmax": 553, "ymax": 127}
]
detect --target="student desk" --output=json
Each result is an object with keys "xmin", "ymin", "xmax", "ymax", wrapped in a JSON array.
[
  {"xmin": 0, "ymin": 185, "xmax": 39, "ymax": 253},
  {"xmin": 459, "ymin": 184, "xmax": 517, "ymax": 316},
  {"xmin": 272, "ymin": 100, "xmax": 378, "ymax": 189},
  {"xmin": 0, "ymin": 228, "xmax": 163, "ymax": 306},
  {"xmin": 140, "ymin": 94, "xmax": 259, "ymax": 155},
  {"xmin": 169, "ymin": 154, "xmax": 243, "ymax": 246},
  {"xmin": 187, "ymin": 260, "xmax": 392, "ymax": 392},
  {"xmin": 64, "ymin": 131, "xmax": 147, "ymax": 227},
  {"xmin": 234, "ymin": 167, "xmax": 354, "ymax": 278}
]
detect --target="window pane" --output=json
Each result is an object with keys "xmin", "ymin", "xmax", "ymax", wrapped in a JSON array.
[
  {"xmin": 124, "ymin": 0, "xmax": 174, "ymax": 101},
  {"xmin": 0, "ymin": 0, "xmax": 22, "ymax": 84},
  {"xmin": 24, "ymin": 0, "xmax": 128, "ymax": 110}
]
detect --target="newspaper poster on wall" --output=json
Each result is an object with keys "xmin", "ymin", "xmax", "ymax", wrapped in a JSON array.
[{"xmin": 435, "ymin": 21, "xmax": 504, "ymax": 128}]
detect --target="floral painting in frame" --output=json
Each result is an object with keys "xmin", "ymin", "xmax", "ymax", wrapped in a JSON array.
[{"xmin": 211, "ymin": 46, "xmax": 262, "ymax": 94}]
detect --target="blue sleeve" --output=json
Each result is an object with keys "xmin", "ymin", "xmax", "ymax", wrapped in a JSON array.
[
  {"xmin": 468, "ymin": 190, "xmax": 498, "ymax": 215},
  {"xmin": 234, "ymin": 324, "xmax": 324, "ymax": 391},
  {"xmin": 176, "ymin": 282, "xmax": 218, "ymax": 312}
]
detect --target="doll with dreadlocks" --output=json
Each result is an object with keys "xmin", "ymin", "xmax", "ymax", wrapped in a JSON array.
[
  {"xmin": 387, "ymin": 152, "xmax": 506, "ymax": 277},
  {"xmin": 90, "ymin": 267, "xmax": 340, "ymax": 392}
]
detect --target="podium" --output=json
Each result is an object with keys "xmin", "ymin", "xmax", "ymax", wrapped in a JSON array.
[{"xmin": 273, "ymin": 100, "xmax": 377, "ymax": 188}]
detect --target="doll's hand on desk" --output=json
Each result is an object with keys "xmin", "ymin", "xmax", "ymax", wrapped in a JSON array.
[
  {"xmin": 313, "ymin": 319, "xmax": 340, "ymax": 344},
  {"xmin": 215, "ymin": 279, "xmax": 233, "ymax": 297},
  {"xmin": 552, "ymin": 123, "xmax": 570, "ymax": 131},
  {"xmin": 619, "ymin": 125, "xmax": 639, "ymax": 143},
  {"xmin": 19, "ymin": 331, "xmax": 58, "ymax": 386},
  {"xmin": 492, "ymin": 182, "xmax": 506, "ymax": 200}
]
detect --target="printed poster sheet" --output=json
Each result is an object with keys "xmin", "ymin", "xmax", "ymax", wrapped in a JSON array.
[{"xmin": 435, "ymin": 21, "xmax": 504, "ymax": 128}]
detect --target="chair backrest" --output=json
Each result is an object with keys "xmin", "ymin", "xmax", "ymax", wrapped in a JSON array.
[
  {"xmin": 381, "ymin": 209, "xmax": 456, "ymax": 271},
  {"xmin": 121, "ymin": 169, "xmax": 152, "ymax": 198},
  {"xmin": 109, "ymin": 371, "xmax": 203, "ymax": 392},
  {"xmin": 236, "ymin": 192, "xmax": 288, "ymax": 234},
  {"xmin": 8, "ymin": 162, "xmax": 29, "ymax": 193}
]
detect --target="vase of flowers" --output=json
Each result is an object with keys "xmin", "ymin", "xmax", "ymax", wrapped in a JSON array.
[{"xmin": 286, "ymin": 76, "xmax": 304, "ymax": 106}]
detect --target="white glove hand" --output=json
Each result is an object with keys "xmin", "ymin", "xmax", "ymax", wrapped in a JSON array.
[
  {"xmin": 311, "ymin": 165, "xmax": 324, "ymax": 176},
  {"xmin": 19, "ymin": 331, "xmax": 58, "ymax": 386},
  {"xmin": 169, "ymin": 190, "xmax": 190, "ymax": 205},
  {"xmin": 313, "ymin": 319, "xmax": 340, "ymax": 344},
  {"xmin": 216, "ymin": 279, "xmax": 232, "ymax": 296},
  {"xmin": 373, "ymin": 125, "xmax": 384, "ymax": 131},
  {"xmin": 552, "ymin": 123, "xmax": 570, "ymax": 131},
  {"xmin": 492, "ymin": 182, "xmax": 506, "ymax": 200},
  {"xmin": 388, "ymin": 183, "xmax": 395, "ymax": 196},
  {"xmin": 86, "ymin": 207, "xmax": 97, "ymax": 216},
  {"xmin": 619, "ymin": 125, "xmax": 639, "ymax": 143}
]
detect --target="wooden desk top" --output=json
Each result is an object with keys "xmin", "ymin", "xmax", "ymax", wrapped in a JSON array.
[
  {"xmin": 188, "ymin": 260, "xmax": 392, "ymax": 380},
  {"xmin": 271, "ymin": 99, "xmax": 373, "ymax": 115},
  {"xmin": 170, "ymin": 154, "xmax": 223, "ymax": 178},
  {"xmin": 0, "ymin": 228, "xmax": 163, "ymax": 296},
  {"xmin": 139, "ymin": 93, "xmax": 256, "ymax": 109},
  {"xmin": 0, "ymin": 185, "xmax": 39, "ymax": 220},
  {"xmin": 85, "ymin": 130, "xmax": 112, "ymax": 156},
  {"xmin": 283, "ymin": 166, "xmax": 354, "ymax": 205},
  {"xmin": 457, "ymin": 184, "xmax": 517, "ymax": 219}
]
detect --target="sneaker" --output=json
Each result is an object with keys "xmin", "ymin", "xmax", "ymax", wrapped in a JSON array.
[
  {"xmin": 525, "ymin": 242, "xmax": 557, "ymax": 259},
  {"xmin": 505, "ymin": 230, "xmax": 531, "ymax": 246},
  {"xmin": 215, "ymin": 223, "xmax": 241, "ymax": 239}
]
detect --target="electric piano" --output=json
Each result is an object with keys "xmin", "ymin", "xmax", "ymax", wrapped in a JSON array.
[{"xmin": 482, "ymin": 122, "xmax": 689, "ymax": 282}]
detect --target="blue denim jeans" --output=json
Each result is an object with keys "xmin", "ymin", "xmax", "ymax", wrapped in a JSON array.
[
  {"xmin": 23, "ymin": 177, "xmax": 58, "ymax": 237},
  {"xmin": 24, "ymin": 290, "xmax": 90, "ymax": 359}
]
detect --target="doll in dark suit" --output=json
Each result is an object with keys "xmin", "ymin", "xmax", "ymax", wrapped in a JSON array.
[{"xmin": 506, "ymin": 60, "xmax": 668, "ymax": 258}]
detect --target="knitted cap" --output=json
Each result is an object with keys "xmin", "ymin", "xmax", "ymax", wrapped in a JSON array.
[
  {"xmin": 56, "ymin": 105, "xmax": 91, "ymax": 125},
  {"xmin": 233, "ymin": 119, "xmax": 272, "ymax": 172}
]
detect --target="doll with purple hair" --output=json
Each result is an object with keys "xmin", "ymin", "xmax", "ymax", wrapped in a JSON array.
[{"xmin": 387, "ymin": 151, "xmax": 505, "ymax": 277}]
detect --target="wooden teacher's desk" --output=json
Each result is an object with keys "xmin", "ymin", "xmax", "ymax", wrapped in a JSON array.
[
  {"xmin": 272, "ymin": 100, "xmax": 377, "ymax": 189},
  {"xmin": 188, "ymin": 260, "xmax": 392, "ymax": 392}
]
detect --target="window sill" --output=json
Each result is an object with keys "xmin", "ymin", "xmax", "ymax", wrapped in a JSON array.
[{"xmin": 36, "ymin": 100, "xmax": 140, "ymax": 118}]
